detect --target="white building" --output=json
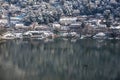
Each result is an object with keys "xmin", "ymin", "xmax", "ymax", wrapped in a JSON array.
[
  {"xmin": 60, "ymin": 17, "xmax": 77, "ymax": 25},
  {"xmin": 0, "ymin": 19, "xmax": 7, "ymax": 24}
]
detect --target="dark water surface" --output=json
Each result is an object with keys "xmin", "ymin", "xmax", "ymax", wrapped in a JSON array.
[{"xmin": 0, "ymin": 39, "xmax": 120, "ymax": 80}]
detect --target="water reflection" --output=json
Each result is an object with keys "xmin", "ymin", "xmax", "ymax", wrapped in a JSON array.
[{"xmin": 0, "ymin": 39, "xmax": 120, "ymax": 80}]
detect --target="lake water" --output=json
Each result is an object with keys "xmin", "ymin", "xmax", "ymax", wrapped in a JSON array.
[{"xmin": 0, "ymin": 39, "xmax": 120, "ymax": 80}]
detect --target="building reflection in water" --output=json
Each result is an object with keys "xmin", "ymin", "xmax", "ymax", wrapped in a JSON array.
[{"xmin": 0, "ymin": 39, "xmax": 120, "ymax": 80}]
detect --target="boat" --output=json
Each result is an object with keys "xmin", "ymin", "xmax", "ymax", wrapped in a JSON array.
[
  {"xmin": 23, "ymin": 31, "xmax": 44, "ymax": 40},
  {"xmin": 80, "ymin": 34, "xmax": 92, "ymax": 39},
  {"xmin": 93, "ymin": 32, "xmax": 107, "ymax": 39},
  {"xmin": 1, "ymin": 32, "xmax": 15, "ymax": 40},
  {"xmin": 14, "ymin": 33, "xmax": 23, "ymax": 39},
  {"xmin": 60, "ymin": 32, "xmax": 80, "ymax": 38},
  {"xmin": 23, "ymin": 31, "xmax": 54, "ymax": 40}
]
